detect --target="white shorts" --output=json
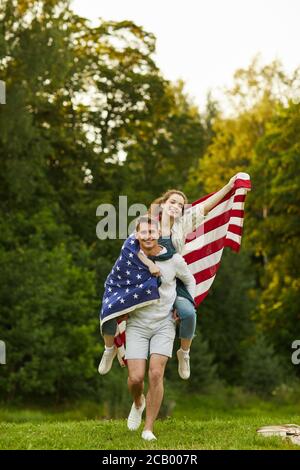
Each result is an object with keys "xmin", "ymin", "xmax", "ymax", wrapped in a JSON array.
[{"xmin": 125, "ymin": 317, "xmax": 176, "ymax": 360}]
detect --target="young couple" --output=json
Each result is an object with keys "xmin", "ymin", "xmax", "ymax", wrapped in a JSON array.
[{"xmin": 99, "ymin": 176, "xmax": 237, "ymax": 441}]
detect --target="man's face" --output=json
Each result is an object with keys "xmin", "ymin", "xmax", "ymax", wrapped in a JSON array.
[{"xmin": 136, "ymin": 222, "xmax": 160, "ymax": 251}]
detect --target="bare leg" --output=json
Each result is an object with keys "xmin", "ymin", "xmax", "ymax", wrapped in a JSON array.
[
  {"xmin": 127, "ymin": 359, "xmax": 147, "ymax": 407},
  {"xmin": 180, "ymin": 338, "xmax": 192, "ymax": 351},
  {"xmin": 144, "ymin": 354, "xmax": 168, "ymax": 432},
  {"xmin": 103, "ymin": 334, "xmax": 115, "ymax": 348}
]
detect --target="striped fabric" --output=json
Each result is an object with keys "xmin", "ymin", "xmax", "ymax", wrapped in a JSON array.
[
  {"xmin": 112, "ymin": 172, "xmax": 251, "ymax": 366},
  {"xmin": 182, "ymin": 172, "xmax": 251, "ymax": 306}
]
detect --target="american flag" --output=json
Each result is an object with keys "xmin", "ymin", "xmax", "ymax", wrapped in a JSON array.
[
  {"xmin": 100, "ymin": 172, "xmax": 251, "ymax": 366},
  {"xmin": 101, "ymin": 235, "xmax": 161, "ymax": 321},
  {"xmin": 182, "ymin": 172, "xmax": 251, "ymax": 306}
]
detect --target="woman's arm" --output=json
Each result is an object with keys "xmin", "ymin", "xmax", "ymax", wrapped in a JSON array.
[
  {"xmin": 137, "ymin": 251, "xmax": 161, "ymax": 277},
  {"xmin": 179, "ymin": 175, "xmax": 236, "ymax": 239},
  {"xmin": 161, "ymin": 214, "xmax": 172, "ymax": 238},
  {"xmin": 201, "ymin": 175, "xmax": 235, "ymax": 215}
]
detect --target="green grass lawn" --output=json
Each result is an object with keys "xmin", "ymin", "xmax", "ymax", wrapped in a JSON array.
[
  {"xmin": 1, "ymin": 391, "xmax": 300, "ymax": 450},
  {"xmin": 1, "ymin": 416, "xmax": 300, "ymax": 450}
]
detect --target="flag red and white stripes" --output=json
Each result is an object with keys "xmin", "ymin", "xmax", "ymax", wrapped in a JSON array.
[{"xmin": 183, "ymin": 172, "xmax": 251, "ymax": 305}]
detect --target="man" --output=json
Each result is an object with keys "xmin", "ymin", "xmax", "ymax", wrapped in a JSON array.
[{"xmin": 124, "ymin": 215, "xmax": 195, "ymax": 441}]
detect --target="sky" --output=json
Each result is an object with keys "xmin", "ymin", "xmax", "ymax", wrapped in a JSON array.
[{"xmin": 71, "ymin": 0, "xmax": 300, "ymax": 111}]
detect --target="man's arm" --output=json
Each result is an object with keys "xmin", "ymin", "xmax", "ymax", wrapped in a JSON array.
[{"xmin": 174, "ymin": 254, "xmax": 196, "ymax": 299}]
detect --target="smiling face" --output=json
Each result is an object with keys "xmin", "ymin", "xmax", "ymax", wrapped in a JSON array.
[
  {"xmin": 136, "ymin": 220, "xmax": 160, "ymax": 252},
  {"xmin": 161, "ymin": 193, "xmax": 185, "ymax": 219}
]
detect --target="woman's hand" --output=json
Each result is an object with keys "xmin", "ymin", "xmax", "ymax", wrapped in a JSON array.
[
  {"xmin": 149, "ymin": 264, "xmax": 161, "ymax": 277},
  {"xmin": 228, "ymin": 173, "xmax": 251, "ymax": 192},
  {"xmin": 227, "ymin": 175, "xmax": 237, "ymax": 190}
]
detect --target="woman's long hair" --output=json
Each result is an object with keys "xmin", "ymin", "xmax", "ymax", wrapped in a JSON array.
[{"xmin": 148, "ymin": 189, "xmax": 188, "ymax": 219}]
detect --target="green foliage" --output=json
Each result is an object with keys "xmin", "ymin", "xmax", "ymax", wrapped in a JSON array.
[
  {"xmin": 248, "ymin": 103, "xmax": 300, "ymax": 363},
  {"xmin": 199, "ymin": 250, "xmax": 257, "ymax": 384},
  {"xmin": 187, "ymin": 329, "xmax": 218, "ymax": 392},
  {"xmin": 0, "ymin": 214, "xmax": 99, "ymax": 401},
  {"xmin": 241, "ymin": 333, "xmax": 286, "ymax": 396}
]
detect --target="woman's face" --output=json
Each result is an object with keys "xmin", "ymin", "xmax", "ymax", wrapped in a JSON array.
[{"xmin": 161, "ymin": 193, "xmax": 185, "ymax": 219}]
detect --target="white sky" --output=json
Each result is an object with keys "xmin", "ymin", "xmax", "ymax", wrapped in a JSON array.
[{"xmin": 71, "ymin": 0, "xmax": 300, "ymax": 111}]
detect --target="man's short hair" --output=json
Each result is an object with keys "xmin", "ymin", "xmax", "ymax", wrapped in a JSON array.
[{"xmin": 135, "ymin": 215, "xmax": 160, "ymax": 232}]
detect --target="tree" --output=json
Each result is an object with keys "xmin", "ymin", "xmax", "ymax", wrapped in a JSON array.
[
  {"xmin": 249, "ymin": 102, "xmax": 300, "ymax": 367},
  {"xmin": 199, "ymin": 250, "xmax": 257, "ymax": 384},
  {"xmin": 241, "ymin": 333, "xmax": 285, "ymax": 396},
  {"xmin": 0, "ymin": 0, "xmax": 209, "ymax": 402}
]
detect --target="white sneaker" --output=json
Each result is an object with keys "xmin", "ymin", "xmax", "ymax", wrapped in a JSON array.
[
  {"xmin": 98, "ymin": 347, "xmax": 117, "ymax": 375},
  {"xmin": 127, "ymin": 395, "xmax": 146, "ymax": 431},
  {"xmin": 142, "ymin": 430, "xmax": 157, "ymax": 441},
  {"xmin": 177, "ymin": 349, "xmax": 190, "ymax": 380}
]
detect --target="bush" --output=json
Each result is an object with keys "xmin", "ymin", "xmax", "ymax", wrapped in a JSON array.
[
  {"xmin": 240, "ymin": 332, "xmax": 286, "ymax": 396},
  {"xmin": 0, "ymin": 232, "xmax": 100, "ymax": 402}
]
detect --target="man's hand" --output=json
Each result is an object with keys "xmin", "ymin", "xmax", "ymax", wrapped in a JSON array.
[{"xmin": 118, "ymin": 314, "xmax": 128, "ymax": 322}]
